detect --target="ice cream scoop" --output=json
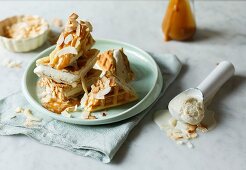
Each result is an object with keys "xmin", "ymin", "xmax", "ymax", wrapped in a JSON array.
[{"xmin": 168, "ymin": 61, "xmax": 235, "ymax": 125}]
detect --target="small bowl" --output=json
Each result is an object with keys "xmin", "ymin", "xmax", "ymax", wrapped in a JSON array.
[{"xmin": 0, "ymin": 15, "xmax": 49, "ymax": 52}]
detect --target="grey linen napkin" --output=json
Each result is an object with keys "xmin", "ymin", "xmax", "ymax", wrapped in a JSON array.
[{"xmin": 0, "ymin": 53, "xmax": 181, "ymax": 163}]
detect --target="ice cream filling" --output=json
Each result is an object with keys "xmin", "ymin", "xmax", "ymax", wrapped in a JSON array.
[{"xmin": 180, "ymin": 97, "xmax": 204, "ymax": 125}]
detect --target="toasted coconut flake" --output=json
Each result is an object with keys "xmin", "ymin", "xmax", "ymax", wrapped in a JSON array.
[
  {"xmin": 75, "ymin": 37, "xmax": 81, "ymax": 48},
  {"xmin": 23, "ymin": 108, "xmax": 42, "ymax": 122},
  {"xmin": 41, "ymin": 95, "xmax": 52, "ymax": 103},
  {"xmin": 176, "ymin": 141, "xmax": 185, "ymax": 145},
  {"xmin": 88, "ymin": 115, "xmax": 97, "ymax": 120},
  {"xmin": 71, "ymin": 82, "xmax": 77, "ymax": 88},
  {"xmin": 81, "ymin": 111, "xmax": 90, "ymax": 119},
  {"xmin": 65, "ymin": 105, "xmax": 77, "ymax": 112},
  {"xmin": 197, "ymin": 126, "xmax": 208, "ymax": 133},
  {"xmin": 56, "ymin": 46, "xmax": 78, "ymax": 56},
  {"xmin": 100, "ymin": 71, "xmax": 106, "ymax": 78},
  {"xmin": 15, "ymin": 107, "xmax": 23, "ymax": 113},
  {"xmin": 186, "ymin": 142, "xmax": 194, "ymax": 149},
  {"xmin": 57, "ymin": 33, "xmax": 64, "ymax": 46},
  {"xmin": 95, "ymin": 86, "xmax": 111, "ymax": 99},
  {"xmin": 80, "ymin": 94, "xmax": 88, "ymax": 107},
  {"xmin": 85, "ymin": 21, "xmax": 93, "ymax": 32},
  {"xmin": 64, "ymin": 34, "xmax": 73, "ymax": 44},
  {"xmin": 190, "ymin": 132, "xmax": 198, "ymax": 138},
  {"xmin": 76, "ymin": 24, "xmax": 81, "ymax": 36},
  {"xmin": 94, "ymin": 93, "xmax": 105, "ymax": 100},
  {"xmin": 69, "ymin": 13, "xmax": 79, "ymax": 20}
]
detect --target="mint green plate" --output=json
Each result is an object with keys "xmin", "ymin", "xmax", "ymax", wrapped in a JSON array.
[{"xmin": 22, "ymin": 39, "xmax": 163, "ymax": 125}]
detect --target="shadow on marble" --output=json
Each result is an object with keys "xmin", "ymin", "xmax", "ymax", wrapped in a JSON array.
[
  {"xmin": 209, "ymin": 75, "xmax": 246, "ymax": 123},
  {"xmin": 111, "ymin": 64, "xmax": 188, "ymax": 164},
  {"xmin": 192, "ymin": 28, "xmax": 224, "ymax": 43}
]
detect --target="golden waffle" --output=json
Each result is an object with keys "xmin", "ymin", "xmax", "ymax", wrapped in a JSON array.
[
  {"xmin": 38, "ymin": 68, "xmax": 101, "ymax": 100},
  {"xmin": 97, "ymin": 48, "xmax": 135, "ymax": 82},
  {"xmin": 34, "ymin": 49, "xmax": 99, "ymax": 86},
  {"xmin": 48, "ymin": 13, "xmax": 96, "ymax": 70},
  {"xmin": 97, "ymin": 50, "xmax": 116, "ymax": 73},
  {"xmin": 38, "ymin": 68, "xmax": 101, "ymax": 114},
  {"xmin": 82, "ymin": 72, "xmax": 138, "ymax": 112}
]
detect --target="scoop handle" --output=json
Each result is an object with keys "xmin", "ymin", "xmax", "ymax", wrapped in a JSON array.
[{"xmin": 197, "ymin": 61, "xmax": 235, "ymax": 102}]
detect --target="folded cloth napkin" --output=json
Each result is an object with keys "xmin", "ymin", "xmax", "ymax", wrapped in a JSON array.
[{"xmin": 0, "ymin": 53, "xmax": 181, "ymax": 163}]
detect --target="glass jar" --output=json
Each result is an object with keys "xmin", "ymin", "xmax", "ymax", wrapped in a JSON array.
[{"xmin": 162, "ymin": 0, "xmax": 196, "ymax": 41}]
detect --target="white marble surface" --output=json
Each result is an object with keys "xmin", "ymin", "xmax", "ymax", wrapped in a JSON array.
[{"xmin": 0, "ymin": 1, "xmax": 245, "ymax": 170}]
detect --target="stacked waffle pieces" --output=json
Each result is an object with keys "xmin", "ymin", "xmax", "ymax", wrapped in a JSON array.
[
  {"xmin": 34, "ymin": 13, "xmax": 101, "ymax": 113},
  {"xmin": 81, "ymin": 49, "xmax": 138, "ymax": 113}
]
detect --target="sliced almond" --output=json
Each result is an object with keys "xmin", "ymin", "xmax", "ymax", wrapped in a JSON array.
[
  {"xmin": 56, "ymin": 46, "xmax": 78, "ymax": 57},
  {"xmin": 64, "ymin": 34, "xmax": 73, "ymax": 44},
  {"xmin": 57, "ymin": 33, "xmax": 64, "ymax": 46}
]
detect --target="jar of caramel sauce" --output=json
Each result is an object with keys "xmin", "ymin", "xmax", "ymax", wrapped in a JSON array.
[{"xmin": 162, "ymin": 0, "xmax": 196, "ymax": 41}]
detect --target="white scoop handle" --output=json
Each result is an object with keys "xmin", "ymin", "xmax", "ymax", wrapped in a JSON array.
[{"xmin": 197, "ymin": 61, "xmax": 235, "ymax": 102}]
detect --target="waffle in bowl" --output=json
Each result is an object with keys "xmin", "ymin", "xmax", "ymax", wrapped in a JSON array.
[
  {"xmin": 38, "ymin": 68, "xmax": 101, "ymax": 113},
  {"xmin": 81, "ymin": 72, "xmax": 138, "ymax": 113},
  {"xmin": 49, "ymin": 13, "xmax": 95, "ymax": 70},
  {"xmin": 97, "ymin": 48, "xmax": 135, "ymax": 83}
]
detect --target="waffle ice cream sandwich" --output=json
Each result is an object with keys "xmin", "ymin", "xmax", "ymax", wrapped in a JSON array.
[
  {"xmin": 81, "ymin": 72, "xmax": 138, "ymax": 112},
  {"xmin": 49, "ymin": 13, "xmax": 95, "ymax": 70},
  {"xmin": 38, "ymin": 69, "xmax": 101, "ymax": 113},
  {"xmin": 33, "ymin": 13, "xmax": 100, "ymax": 114},
  {"xmin": 97, "ymin": 48, "xmax": 135, "ymax": 83},
  {"xmin": 34, "ymin": 48, "xmax": 99, "ymax": 86}
]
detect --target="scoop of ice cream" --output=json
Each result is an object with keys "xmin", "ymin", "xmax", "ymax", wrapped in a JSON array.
[
  {"xmin": 180, "ymin": 97, "xmax": 204, "ymax": 125},
  {"xmin": 168, "ymin": 88, "xmax": 205, "ymax": 125}
]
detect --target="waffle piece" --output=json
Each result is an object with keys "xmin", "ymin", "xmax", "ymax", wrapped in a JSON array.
[
  {"xmin": 49, "ymin": 13, "xmax": 96, "ymax": 70},
  {"xmin": 97, "ymin": 48, "xmax": 135, "ymax": 82},
  {"xmin": 81, "ymin": 72, "xmax": 138, "ymax": 112},
  {"xmin": 38, "ymin": 68, "xmax": 101, "ymax": 99},
  {"xmin": 34, "ymin": 49, "xmax": 99, "ymax": 86},
  {"xmin": 38, "ymin": 69, "xmax": 101, "ymax": 114}
]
